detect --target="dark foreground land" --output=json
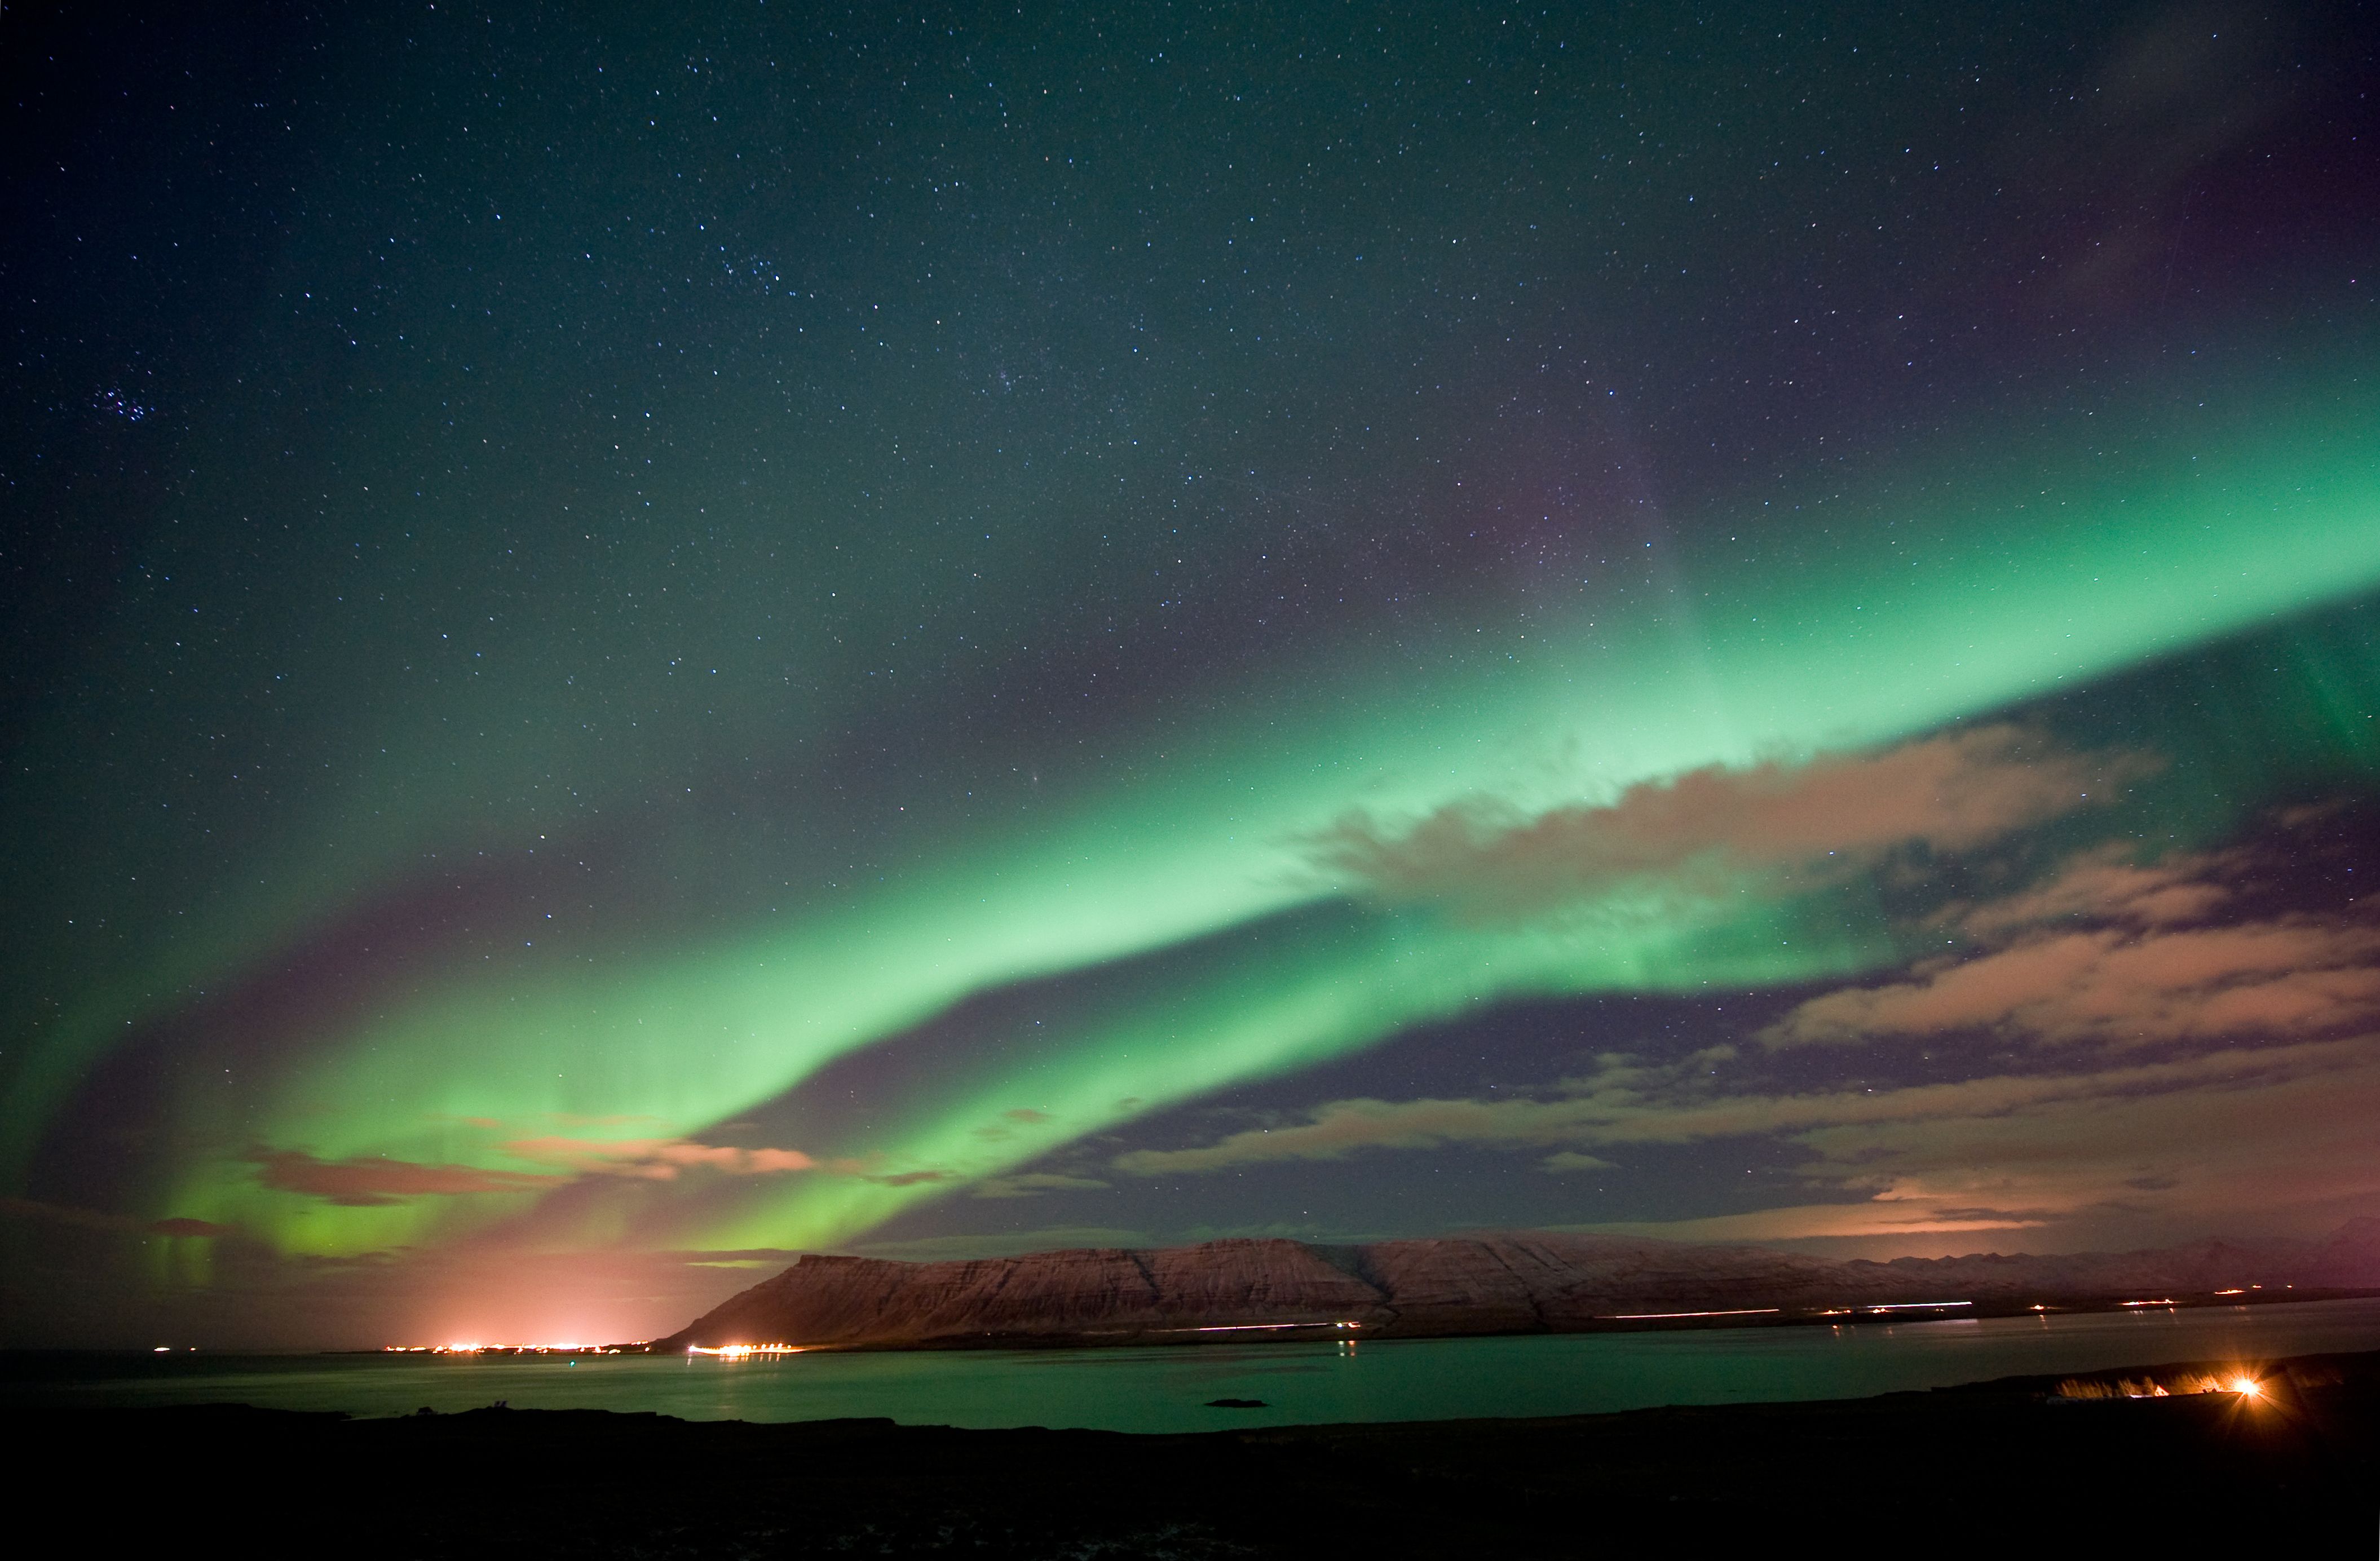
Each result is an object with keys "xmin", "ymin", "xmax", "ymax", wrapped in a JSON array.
[{"xmin": 28, "ymin": 1351, "xmax": 2380, "ymax": 1558}]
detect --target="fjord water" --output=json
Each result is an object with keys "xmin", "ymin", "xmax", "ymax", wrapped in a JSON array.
[{"xmin": 17, "ymin": 1300, "xmax": 2380, "ymax": 1434}]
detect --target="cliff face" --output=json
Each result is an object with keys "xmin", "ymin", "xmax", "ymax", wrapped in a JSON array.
[{"xmin": 655, "ymin": 1224, "xmax": 2380, "ymax": 1350}]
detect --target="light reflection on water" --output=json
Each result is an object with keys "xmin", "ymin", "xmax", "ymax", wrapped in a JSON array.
[{"xmin": 12, "ymin": 1298, "xmax": 2380, "ymax": 1434}]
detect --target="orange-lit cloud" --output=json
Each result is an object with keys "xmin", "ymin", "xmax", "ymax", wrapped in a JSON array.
[
  {"xmin": 1764, "ymin": 1047, "xmax": 2380, "ymax": 1248},
  {"xmin": 1569, "ymin": 1202, "xmax": 2049, "ymax": 1244},
  {"xmin": 1311, "ymin": 724, "xmax": 2147, "ymax": 916},
  {"xmin": 251, "ymin": 1148, "xmax": 562, "ymax": 1206},
  {"xmin": 972, "ymin": 1171, "xmax": 1111, "ymax": 1199},
  {"xmin": 1769, "ymin": 844, "xmax": 2380, "ymax": 1049},
  {"xmin": 1770, "ymin": 922, "xmax": 2380, "ymax": 1048},
  {"xmin": 148, "ymin": 1217, "xmax": 235, "ymax": 1237},
  {"xmin": 498, "ymin": 1135, "xmax": 819, "ymax": 1180},
  {"xmin": 1952, "ymin": 847, "xmax": 2232, "ymax": 935}
]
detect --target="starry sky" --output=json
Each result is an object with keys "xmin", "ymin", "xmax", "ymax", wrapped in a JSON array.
[{"xmin": 5, "ymin": 0, "xmax": 2379, "ymax": 1348}]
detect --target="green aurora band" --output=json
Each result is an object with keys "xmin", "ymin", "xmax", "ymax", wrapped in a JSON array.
[{"xmin": 36, "ymin": 370, "xmax": 2364, "ymax": 1264}]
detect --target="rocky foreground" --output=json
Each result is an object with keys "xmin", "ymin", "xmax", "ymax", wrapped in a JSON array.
[
  {"xmin": 659, "ymin": 1219, "xmax": 2380, "ymax": 1350},
  {"xmin": 27, "ymin": 1351, "xmax": 2380, "ymax": 1556}
]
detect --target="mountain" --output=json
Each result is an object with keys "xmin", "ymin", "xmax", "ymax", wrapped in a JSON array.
[{"xmin": 655, "ymin": 1226, "xmax": 2380, "ymax": 1351}]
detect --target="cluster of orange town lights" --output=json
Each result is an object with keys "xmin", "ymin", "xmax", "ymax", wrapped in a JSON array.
[
  {"xmin": 2054, "ymin": 1368, "xmax": 2268, "ymax": 1400},
  {"xmin": 686, "ymin": 1343, "xmax": 805, "ymax": 1359}
]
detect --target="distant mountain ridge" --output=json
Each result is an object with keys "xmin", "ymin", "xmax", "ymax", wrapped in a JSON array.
[{"xmin": 657, "ymin": 1222, "xmax": 2380, "ymax": 1351}]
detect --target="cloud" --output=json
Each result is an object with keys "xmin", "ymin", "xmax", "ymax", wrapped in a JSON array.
[
  {"xmin": 1, "ymin": 1197, "xmax": 140, "ymax": 1232},
  {"xmin": 1566, "ymin": 1202, "xmax": 2049, "ymax": 1244},
  {"xmin": 1115, "ymin": 1036, "xmax": 2377, "ymax": 1177},
  {"xmin": 1767, "ymin": 1047, "xmax": 2380, "ymax": 1249},
  {"xmin": 972, "ymin": 1171, "xmax": 1111, "ymax": 1200},
  {"xmin": 148, "ymin": 1217, "xmax": 235, "ymax": 1238},
  {"xmin": 1114, "ymin": 1094, "xmax": 1602, "ymax": 1174},
  {"xmin": 251, "ymin": 1149, "xmax": 561, "ymax": 1206},
  {"xmin": 867, "ymin": 1169, "xmax": 952, "ymax": 1187},
  {"xmin": 849, "ymin": 1227, "xmax": 1152, "ymax": 1262},
  {"xmin": 1768, "ymin": 846, "xmax": 2380, "ymax": 1049},
  {"xmin": 974, "ymin": 1109, "xmax": 1059, "ymax": 1142},
  {"xmin": 1115, "ymin": 1024, "xmax": 2380, "ymax": 1255},
  {"xmin": 1539, "ymin": 1151, "xmax": 1613, "ymax": 1173},
  {"xmin": 1952, "ymin": 848, "xmax": 2231, "ymax": 936},
  {"xmin": 1771, "ymin": 923, "xmax": 2380, "ymax": 1048},
  {"xmin": 1310, "ymin": 724, "xmax": 2147, "ymax": 917},
  {"xmin": 499, "ymin": 1135, "xmax": 818, "ymax": 1180},
  {"xmin": 1, "ymin": 1200, "xmax": 238, "ymax": 1240}
]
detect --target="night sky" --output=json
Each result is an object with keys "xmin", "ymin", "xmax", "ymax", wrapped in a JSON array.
[{"xmin": 6, "ymin": 1, "xmax": 2379, "ymax": 1348}]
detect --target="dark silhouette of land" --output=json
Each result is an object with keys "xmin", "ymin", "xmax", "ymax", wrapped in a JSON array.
[{"xmin": 20, "ymin": 1349, "xmax": 2380, "ymax": 1556}]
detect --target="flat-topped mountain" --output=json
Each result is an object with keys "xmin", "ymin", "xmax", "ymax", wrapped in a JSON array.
[{"xmin": 656, "ymin": 1223, "xmax": 2380, "ymax": 1351}]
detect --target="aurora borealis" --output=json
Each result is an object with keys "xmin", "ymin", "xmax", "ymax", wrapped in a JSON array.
[{"xmin": 5, "ymin": 1, "xmax": 2379, "ymax": 1347}]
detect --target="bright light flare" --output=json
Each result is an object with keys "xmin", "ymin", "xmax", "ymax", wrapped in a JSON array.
[{"xmin": 2231, "ymin": 1376, "xmax": 2263, "ymax": 1397}]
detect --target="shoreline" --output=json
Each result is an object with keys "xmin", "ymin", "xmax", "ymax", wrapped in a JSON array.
[
  {"xmin": 6, "ymin": 1281, "xmax": 2365, "ymax": 1362},
  {"xmin": 19, "ymin": 1348, "xmax": 2380, "ymax": 1555},
  {"xmin": 645, "ymin": 1281, "xmax": 2380, "ymax": 1354}
]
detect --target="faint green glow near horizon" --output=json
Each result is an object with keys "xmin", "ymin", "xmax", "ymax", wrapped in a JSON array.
[
  {"xmin": 678, "ymin": 889, "xmax": 1882, "ymax": 1253},
  {"xmin": 141, "ymin": 387, "xmax": 2380, "ymax": 1258}
]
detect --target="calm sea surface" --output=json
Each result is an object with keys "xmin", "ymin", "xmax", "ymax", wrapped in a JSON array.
[{"xmin": 13, "ymin": 1299, "xmax": 2380, "ymax": 1435}]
